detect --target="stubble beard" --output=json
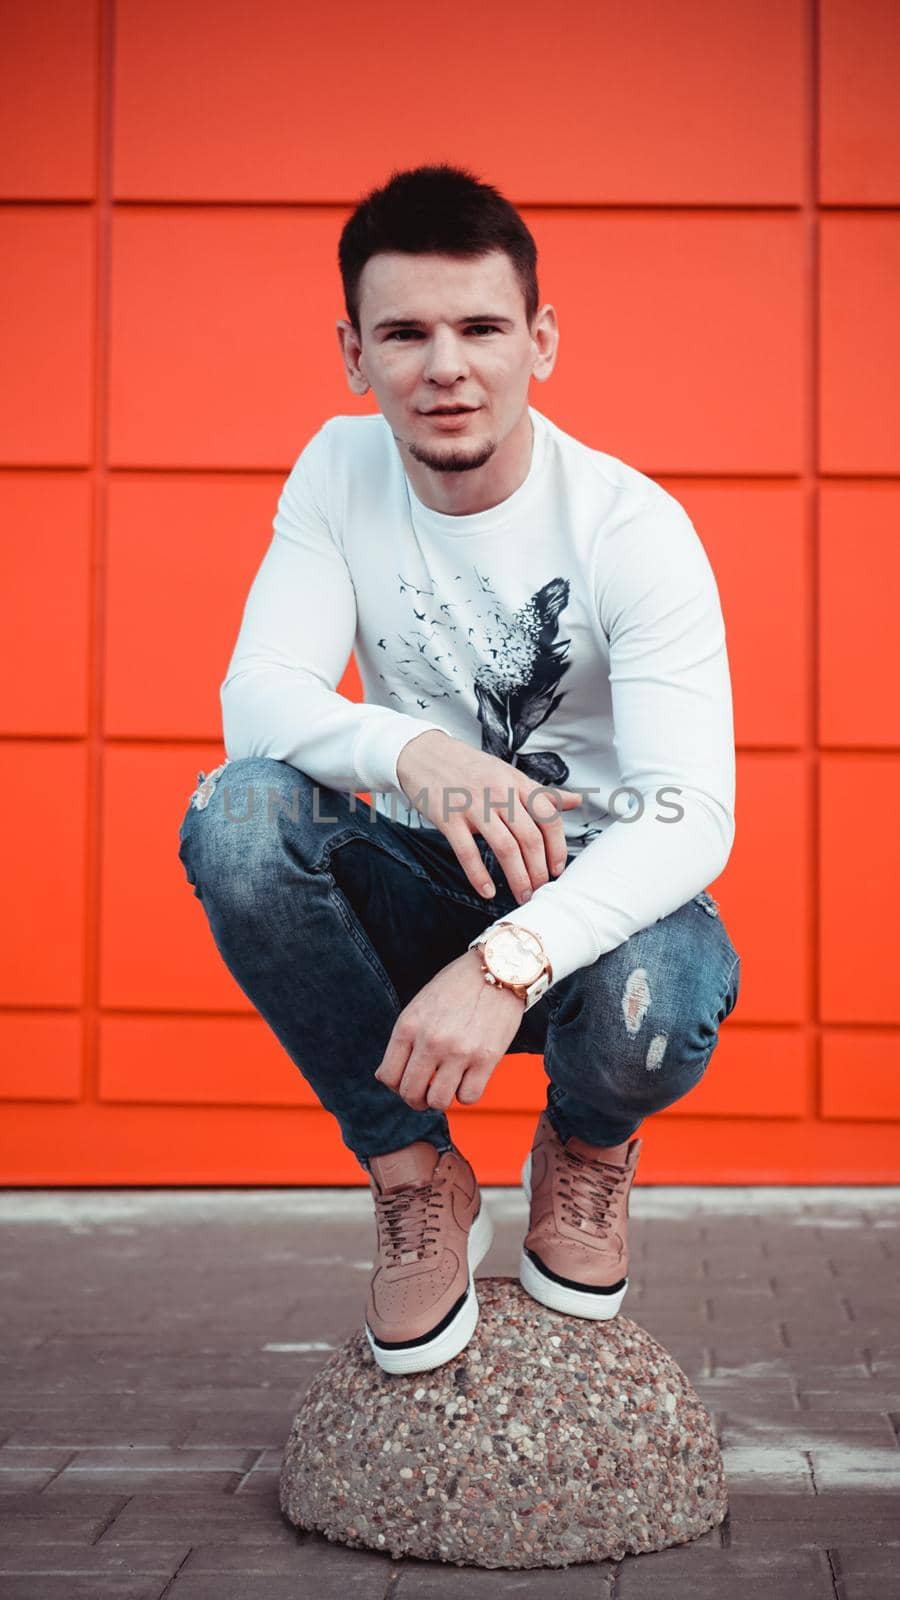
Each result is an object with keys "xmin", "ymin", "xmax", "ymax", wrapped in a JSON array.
[{"xmin": 403, "ymin": 435, "xmax": 498, "ymax": 475}]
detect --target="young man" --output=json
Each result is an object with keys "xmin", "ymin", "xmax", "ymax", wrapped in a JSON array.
[{"xmin": 177, "ymin": 163, "xmax": 741, "ymax": 1377}]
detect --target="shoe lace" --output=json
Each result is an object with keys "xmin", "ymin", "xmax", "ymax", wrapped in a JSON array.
[
  {"xmin": 558, "ymin": 1148, "xmax": 626, "ymax": 1239},
  {"xmin": 376, "ymin": 1179, "xmax": 444, "ymax": 1265}
]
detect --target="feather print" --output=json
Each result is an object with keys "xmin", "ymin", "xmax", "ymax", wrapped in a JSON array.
[{"xmin": 474, "ymin": 577, "xmax": 572, "ymax": 788}]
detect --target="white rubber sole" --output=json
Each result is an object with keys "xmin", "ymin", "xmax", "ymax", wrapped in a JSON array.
[
  {"xmin": 519, "ymin": 1150, "xmax": 629, "ymax": 1320},
  {"xmin": 365, "ymin": 1198, "xmax": 494, "ymax": 1375}
]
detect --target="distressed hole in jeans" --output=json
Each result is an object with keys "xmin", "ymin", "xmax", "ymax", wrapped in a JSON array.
[
  {"xmin": 646, "ymin": 1033, "xmax": 668, "ymax": 1071},
  {"xmin": 189, "ymin": 758, "xmax": 230, "ymax": 811},
  {"xmin": 622, "ymin": 967, "xmax": 651, "ymax": 1035},
  {"xmin": 694, "ymin": 889, "xmax": 720, "ymax": 918}
]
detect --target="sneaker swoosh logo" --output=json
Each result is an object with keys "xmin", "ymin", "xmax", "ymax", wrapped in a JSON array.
[{"xmin": 451, "ymin": 1189, "xmax": 477, "ymax": 1231}]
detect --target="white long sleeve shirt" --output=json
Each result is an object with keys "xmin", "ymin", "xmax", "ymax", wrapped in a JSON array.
[{"xmin": 220, "ymin": 404, "xmax": 736, "ymax": 990}]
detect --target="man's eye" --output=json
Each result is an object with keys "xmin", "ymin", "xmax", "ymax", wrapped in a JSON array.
[{"xmin": 388, "ymin": 325, "xmax": 499, "ymax": 340}]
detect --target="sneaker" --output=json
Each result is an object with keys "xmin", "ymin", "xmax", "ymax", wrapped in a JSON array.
[
  {"xmin": 364, "ymin": 1140, "xmax": 493, "ymax": 1375},
  {"xmin": 519, "ymin": 1110, "xmax": 641, "ymax": 1319}
]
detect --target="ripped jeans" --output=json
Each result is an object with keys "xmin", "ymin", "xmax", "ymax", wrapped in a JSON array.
[{"xmin": 177, "ymin": 757, "xmax": 741, "ymax": 1173}]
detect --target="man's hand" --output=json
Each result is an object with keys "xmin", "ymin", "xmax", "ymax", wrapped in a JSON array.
[
  {"xmin": 395, "ymin": 730, "xmax": 582, "ymax": 907},
  {"xmin": 374, "ymin": 949, "xmax": 527, "ymax": 1112}
]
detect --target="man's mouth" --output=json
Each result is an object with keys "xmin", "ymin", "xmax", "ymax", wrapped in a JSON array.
[{"xmin": 424, "ymin": 405, "xmax": 478, "ymax": 415}]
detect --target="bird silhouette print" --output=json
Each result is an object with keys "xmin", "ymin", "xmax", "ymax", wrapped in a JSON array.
[{"xmin": 380, "ymin": 568, "xmax": 574, "ymax": 789}]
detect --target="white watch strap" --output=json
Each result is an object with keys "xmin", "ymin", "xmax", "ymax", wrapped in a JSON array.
[{"xmin": 523, "ymin": 969, "xmax": 550, "ymax": 1010}]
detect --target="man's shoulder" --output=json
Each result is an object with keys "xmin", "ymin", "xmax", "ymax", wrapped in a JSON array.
[
  {"xmin": 539, "ymin": 408, "xmax": 681, "ymax": 530},
  {"xmin": 288, "ymin": 412, "xmax": 392, "ymax": 501},
  {"xmin": 319, "ymin": 410, "xmax": 391, "ymax": 451},
  {"xmin": 293, "ymin": 410, "xmax": 389, "ymax": 465}
]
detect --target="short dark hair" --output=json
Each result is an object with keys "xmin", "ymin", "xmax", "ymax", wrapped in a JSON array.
[{"xmin": 337, "ymin": 162, "xmax": 539, "ymax": 339}]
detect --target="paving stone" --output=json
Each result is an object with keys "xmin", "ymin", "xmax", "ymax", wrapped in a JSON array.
[
  {"xmin": 767, "ymin": 1271, "xmax": 847, "ymax": 1293},
  {"xmin": 180, "ymin": 1539, "xmax": 341, "ymax": 1572},
  {"xmin": 809, "ymin": 1446, "xmax": 900, "ymax": 1492},
  {"xmin": 102, "ymin": 1491, "xmax": 299, "ymax": 1544},
  {"xmin": 0, "ymin": 1468, "xmax": 61, "ymax": 1491},
  {"xmin": 831, "ymin": 1544, "xmax": 900, "ymax": 1600},
  {"xmin": 0, "ymin": 1542, "xmax": 190, "ymax": 1574},
  {"xmin": 0, "ymin": 1340, "xmax": 329, "ymax": 1396},
  {"xmin": 719, "ymin": 1521, "xmax": 824, "ymax": 1557},
  {"xmin": 641, "ymin": 1281, "xmax": 722, "ymax": 1300},
  {"xmin": 699, "ymin": 1247, "xmax": 770, "ymax": 1267},
  {"xmin": 3, "ymin": 1394, "xmax": 299, "ymax": 1450},
  {"xmin": 778, "ymin": 1329, "xmax": 886, "ymax": 1356},
  {"xmin": 178, "ymin": 1415, "xmax": 292, "ymax": 1448},
  {"xmin": 629, "ymin": 1312, "xmax": 714, "ymax": 1336},
  {"xmin": 0, "ymin": 1579, "xmax": 166, "ymax": 1599},
  {"xmin": 778, "ymin": 1355, "xmax": 877, "ymax": 1377},
  {"xmin": 719, "ymin": 1409, "xmax": 898, "ymax": 1446},
  {"xmin": 798, "ymin": 1384, "xmax": 900, "ymax": 1412},
  {"xmin": 712, "ymin": 1356, "xmax": 867, "ymax": 1382},
  {"xmin": 2, "ymin": 1412, "xmax": 188, "ymax": 1447},
  {"xmin": 636, "ymin": 1223, "xmax": 710, "ymax": 1249},
  {"xmin": 46, "ymin": 1469, "xmax": 243, "ymax": 1495},
  {"xmin": 168, "ymin": 1577, "xmax": 383, "ymax": 1599},
  {"xmin": 706, "ymin": 1300, "xmax": 784, "ymax": 1327},
  {"xmin": 721, "ymin": 1447, "xmax": 813, "ymax": 1490},
  {"xmin": 708, "ymin": 1343, "xmax": 798, "ymax": 1369},
  {"xmin": 615, "ymin": 1547, "xmax": 830, "ymax": 1598},
  {"xmin": 0, "ymin": 1494, "xmax": 128, "ymax": 1546},
  {"xmin": 0, "ymin": 1415, "xmax": 37, "ymax": 1445},
  {"xmin": 831, "ymin": 1309, "xmax": 898, "ymax": 1344},
  {"xmin": 725, "ymin": 1489, "xmax": 900, "ymax": 1542},
  {"xmin": 833, "ymin": 1292, "xmax": 900, "ymax": 1315},
  {"xmin": 64, "ymin": 1448, "xmax": 256, "ymax": 1471},
  {"xmin": 695, "ymin": 1375, "xmax": 800, "ymax": 1402},
  {"xmin": 0, "ymin": 1449, "xmax": 73, "ymax": 1469}
]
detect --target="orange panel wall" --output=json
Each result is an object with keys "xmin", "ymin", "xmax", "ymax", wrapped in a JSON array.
[{"xmin": 1, "ymin": 0, "xmax": 898, "ymax": 1184}]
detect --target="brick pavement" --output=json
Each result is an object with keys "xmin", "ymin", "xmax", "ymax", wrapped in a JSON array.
[{"xmin": 0, "ymin": 1185, "xmax": 897, "ymax": 1599}]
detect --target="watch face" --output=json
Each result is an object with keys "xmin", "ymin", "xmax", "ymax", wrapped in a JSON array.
[{"xmin": 483, "ymin": 927, "xmax": 543, "ymax": 985}]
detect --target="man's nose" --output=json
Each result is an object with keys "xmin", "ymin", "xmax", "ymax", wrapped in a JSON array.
[{"xmin": 423, "ymin": 330, "xmax": 470, "ymax": 383}]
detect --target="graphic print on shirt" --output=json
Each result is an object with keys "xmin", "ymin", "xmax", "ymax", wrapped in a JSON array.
[{"xmin": 376, "ymin": 565, "xmax": 574, "ymax": 788}]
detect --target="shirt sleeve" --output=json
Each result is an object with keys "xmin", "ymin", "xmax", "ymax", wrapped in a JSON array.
[
  {"xmin": 474, "ymin": 491, "xmax": 737, "ymax": 989},
  {"xmin": 219, "ymin": 420, "xmax": 447, "ymax": 801}
]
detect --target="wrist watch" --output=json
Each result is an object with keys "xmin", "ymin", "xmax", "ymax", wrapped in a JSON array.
[{"xmin": 467, "ymin": 922, "xmax": 553, "ymax": 1011}]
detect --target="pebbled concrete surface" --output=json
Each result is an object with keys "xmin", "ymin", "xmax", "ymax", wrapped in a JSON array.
[{"xmin": 0, "ymin": 1184, "xmax": 897, "ymax": 1598}]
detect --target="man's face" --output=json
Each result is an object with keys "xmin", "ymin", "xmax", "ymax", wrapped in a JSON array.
[{"xmin": 341, "ymin": 250, "xmax": 550, "ymax": 476}]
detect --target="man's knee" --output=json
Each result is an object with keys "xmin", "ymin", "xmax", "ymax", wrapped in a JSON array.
[
  {"xmin": 188, "ymin": 758, "xmax": 318, "ymax": 830},
  {"xmin": 551, "ymin": 937, "xmax": 722, "ymax": 1095},
  {"xmin": 180, "ymin": 758, "xmax": 315, "ymax": 907}
]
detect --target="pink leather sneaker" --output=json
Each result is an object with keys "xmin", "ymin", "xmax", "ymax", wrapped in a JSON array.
[
  {"xmin": 519, "ymin": 1110, "xmax": 642, "ymax": 1319},
  {"xmin": 365, "ymin": 1140, "xmax": 493, "ymax": 1375}
]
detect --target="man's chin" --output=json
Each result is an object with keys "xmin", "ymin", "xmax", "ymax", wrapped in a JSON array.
[{"xmin": 404, "ymin": 438, "xmax": 496, "ymax": 475}]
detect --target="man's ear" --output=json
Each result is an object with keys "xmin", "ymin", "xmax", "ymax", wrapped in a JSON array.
[{"xmin": 335, "ymin": 319, "xmax": 370, "ymax": 396}]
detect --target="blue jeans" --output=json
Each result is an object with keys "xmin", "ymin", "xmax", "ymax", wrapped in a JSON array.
[{"xmin": 177, "ymin": 757, "xmax": 741, "ymax": 1174}]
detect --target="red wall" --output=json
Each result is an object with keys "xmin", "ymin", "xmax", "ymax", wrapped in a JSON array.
[{"xmin": 1, "ymin": 0, "xmax": 898, "ymax": 1184}]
